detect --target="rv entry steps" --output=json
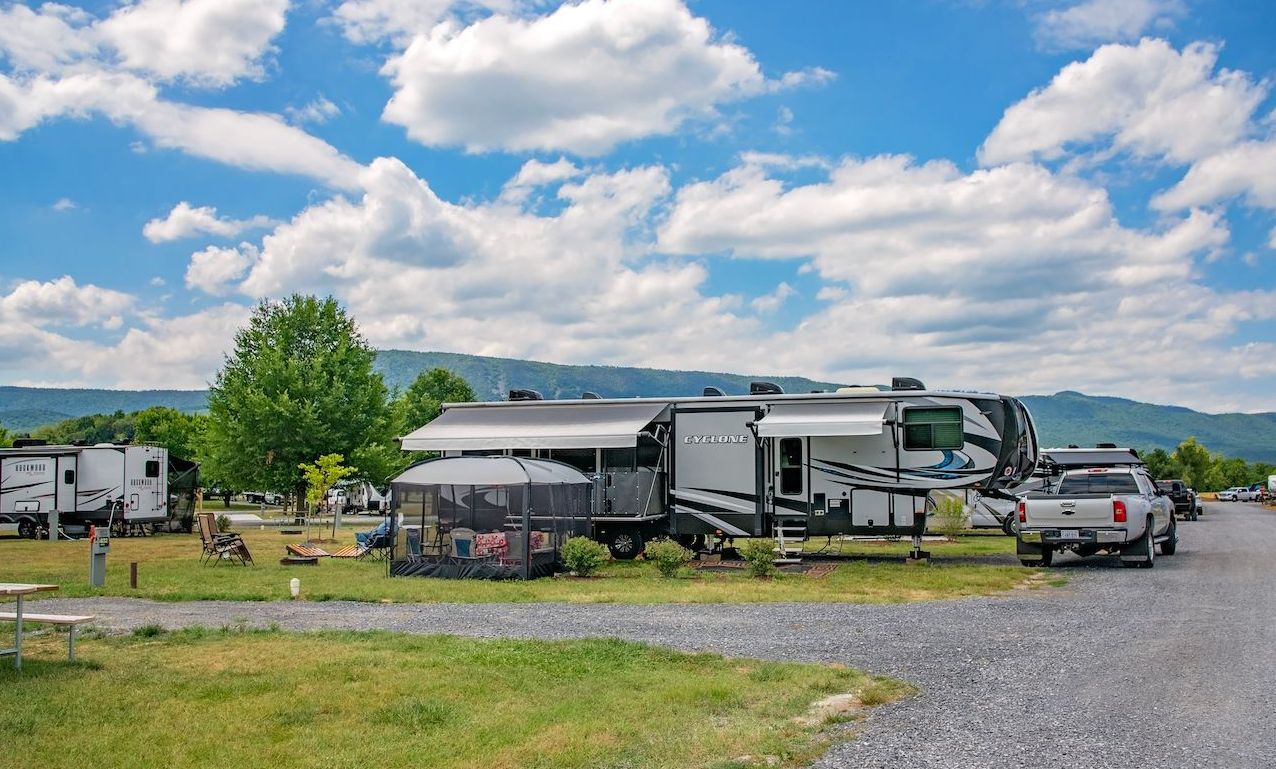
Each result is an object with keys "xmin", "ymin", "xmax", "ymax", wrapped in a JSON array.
[{"xmin": 773, "ymin": 518, "xmax": 808, "ymax": 563}]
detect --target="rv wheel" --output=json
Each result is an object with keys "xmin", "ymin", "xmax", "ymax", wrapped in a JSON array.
[
  {"xmin": 608, "ymin": 530, "xmax": 643, "ymax": 560},
  {"xmin": 17, "ymin": 518, "xmax": 36, "ymax": 539}
]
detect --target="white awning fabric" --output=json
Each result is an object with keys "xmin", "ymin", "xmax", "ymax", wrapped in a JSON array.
[
  {"xmin": 755, "ymin": 401, "xmax": 887, "ymax": 438},
  {"xmin": 400, "ymin": 402, "xmax": 668, "ymax": 451},
  {"xmin": 392, "ymin": 456, "xmax": 592, "ymax": 487}
]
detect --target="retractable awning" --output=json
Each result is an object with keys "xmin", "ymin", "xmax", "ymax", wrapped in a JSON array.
[
  {"xmin": 755, "ymin": 401, "xmax": 887, "ymax": 438},
  {"xmin": 400, "ymin": 402, "xmax": 669, "ymax": 452}
]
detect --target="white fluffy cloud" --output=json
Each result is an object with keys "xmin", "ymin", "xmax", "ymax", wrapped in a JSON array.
[
  {"xmin": 0, "ymin": 275, "xmax": 134, "ymax": 328},
  {"xmin": 1153, "ymin": 140, "xmax": 1276, "ymax": 212},
  {"xmin": 285, "ymin": 95, "xmax": 340, "ymax": 125},
  {"xmin": 95, "ymin": 0, "xmax": 289, "ymax": 87},
  {"xmin": 1034, "ymin": 0, "xmax": 1185, "ymax": 50},
  {"xmin": 380, "ymin": 0, "xmax": 828, "ymax": 155},
  {"xmin": 0, "ymin": 70, "xmax": 362, "ymax": 186},
  {"xmin": 144, "ymin": 202, "xmax": 276, "ymax": 242},
  {"xmin": 980, "ymin": 39, "xmax": 1266, "ymax": 167},
  {"xmin": 185, "ymin": 243, "xmax": 259, "ymax": 295}
]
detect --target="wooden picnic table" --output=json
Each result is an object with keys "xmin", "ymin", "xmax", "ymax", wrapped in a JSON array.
[{"xmin": 0, "ymin": 583, "xmax": 59, "ymax": 672}]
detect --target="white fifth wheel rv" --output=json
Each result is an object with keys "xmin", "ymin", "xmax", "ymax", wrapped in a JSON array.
[
  {"xmin": 400, "ymin": 379, "xmax": 1039, "ymax": 559},
  {"xmin": 0, "ymin": 442, "xmax": 170, "ymax": 538}
]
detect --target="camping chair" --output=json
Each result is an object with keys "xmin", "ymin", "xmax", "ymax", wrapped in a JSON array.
[
  {"xmin": 355, "ymin": 529, "xmax": 393, "ymax": 561},
  {"xmin": 449, "ymin": 527, "xmax": 478, "ymax": 558},
  {"xmin": 196, "ymin": 512, "xmax": 253, "ymax": 566}
]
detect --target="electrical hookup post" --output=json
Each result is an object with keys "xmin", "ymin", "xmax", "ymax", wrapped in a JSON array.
[{"xmin": 89, "ymin": 524, "xmax": 109, "ymax": 586}]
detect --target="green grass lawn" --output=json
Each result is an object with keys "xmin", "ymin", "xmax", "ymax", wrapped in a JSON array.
[
  {"xmin": 0, "ymin": 628, "xmax": 911, "ymax": 769},
  {"xmin": 0, "ymin": 526, "xmax": 1039, "ymax": 604}
]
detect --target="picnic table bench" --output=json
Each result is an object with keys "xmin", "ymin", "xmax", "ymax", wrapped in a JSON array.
[{"xmin": 0, "ymin": 611, "xmax": 95, "ymax": 663}]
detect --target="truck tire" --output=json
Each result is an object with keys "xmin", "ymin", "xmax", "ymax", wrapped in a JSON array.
[
  {"xmin": 1122, "ymin": 518, "xmax": 1155, "ymax": 569},
  {"xmin": 1019, "ymin": 546, "xmax": 1053, "ymax": 567},
  {"xmin": 1159, "ymin": 517, "xmax": 1178, "ymax": 556},
  {"xmin": 607, "ymin": 530, "xmax": 644, "ymax": 560},
  {"xmin": 17, "ymin": 518, "xmax": 37, "ymax": 539}
]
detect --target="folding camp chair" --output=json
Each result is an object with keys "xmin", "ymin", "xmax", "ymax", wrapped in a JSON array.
[
  {"xmin": 196, "ymin": 512, "xmax": 253, "ymax": 566},
  {"xmin": 355, "ymin": 530, "xmax": 392, "ymax": 561}
]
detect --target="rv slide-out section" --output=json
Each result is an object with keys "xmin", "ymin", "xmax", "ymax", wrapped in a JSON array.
[
  {"xmin": 403, "ymin": 386, "xmax": 1038, "ymax": 556},
  {"xmin": 0, "ymin": 443, "xmax": 169, "ymax": 538}
]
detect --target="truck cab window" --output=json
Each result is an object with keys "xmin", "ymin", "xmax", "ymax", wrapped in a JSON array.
[{"xmin": 779, "ymin": 438, "xmax": 803, "ymax": 495}]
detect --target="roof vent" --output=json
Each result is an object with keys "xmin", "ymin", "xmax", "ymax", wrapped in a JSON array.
[
  {"xmin": 750, "ymin": 381, "xmax": 784, "ymax": 395},
  {"xmin": 581, "ymin": 391, "xmax": 602, "ymax": 400},
  {"xmin": 891, "ymin": 377, "xmax": 925, "ymax": 391},
  {"xmin": 508, "ymin": 389, "xmax": 543, "ymax": 401},
  {"xmin": 11, "ymin": 438, "xmax": 47, "ymax": 448},
  {"xmin": 1095, "ymin": 442, "xmax": 1117, "ymax": 449},
  {"xmin": 703, "ymin": 386, "xmax": 726, "ymax": 397}
]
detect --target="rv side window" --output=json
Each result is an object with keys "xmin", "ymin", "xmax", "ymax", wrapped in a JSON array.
[
  {"xmin": 63, "ymin": 469, "xmax": 75, "ymax": 485},
  {"xmin": 779, "ymin": 438, "xmax": 803, "ymax": 495},
  {"xmin": 902, "ymin": 407, "xmax": 963, "ymax": 450},
  {"xmin": 145, "ymin": 460, "xmax": 161, "ymax": 478}
]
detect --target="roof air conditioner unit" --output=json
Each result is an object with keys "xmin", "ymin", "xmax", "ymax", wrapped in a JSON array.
[
  {"xmin": 581, "ymin": 392, "xmax": 601, "ymax": 399},
  {"xmin": 508, "ymin": 389, "xmax": 543, "ymax": 401},
  {"xmin": 750, "ymin": 381, "xmax": 784, "ymax": 395},
  {"xmin": 703, "ymin": 386, "xmax": 726, "ymax": 397},
  {"xmin": 891, "ymin": 377, "xmax": 925, "ymax": 391}
]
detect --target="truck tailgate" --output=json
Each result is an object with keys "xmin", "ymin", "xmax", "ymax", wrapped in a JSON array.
[{"xmin": 1024, "ymin": 494, "xmax": 1115, "ymax": 527}]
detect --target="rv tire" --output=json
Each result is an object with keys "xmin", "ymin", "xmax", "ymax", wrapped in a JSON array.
[
  {"xmin": 607, "ymin": 530, "xmax": 643, "ymax": 560},
  {"xmin": 17, "ymin": 518, "xmax": 37, "ymax": 539}
]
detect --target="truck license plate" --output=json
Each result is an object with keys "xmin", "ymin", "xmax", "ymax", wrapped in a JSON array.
[{"xmin": 1059, "ymin": 530, "xmax": 1080, "ymax": 540}]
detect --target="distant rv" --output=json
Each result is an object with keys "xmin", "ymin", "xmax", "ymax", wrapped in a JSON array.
[
  {"xmin": 0, "ymin": 441, "xmax": 173, "ymax": 538},
  {"xmin": 400, "ymin": 379, "xmax": 1039, "ymax": 559}
]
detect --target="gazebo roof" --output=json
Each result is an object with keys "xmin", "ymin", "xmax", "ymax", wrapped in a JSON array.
[{"xmin": 391, "ymin": 456, "xmax": 593, "ymax": 487}]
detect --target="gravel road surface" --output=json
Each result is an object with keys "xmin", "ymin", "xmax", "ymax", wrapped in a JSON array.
[{"xmin": 33, "ymin": 502, "xmax": 1276, "ymax": 768}]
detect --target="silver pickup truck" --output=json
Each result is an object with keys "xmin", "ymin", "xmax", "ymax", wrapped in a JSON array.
[{"xmin": 1016, "ymin": 466, "xmax": 1177, "ymax": 568}]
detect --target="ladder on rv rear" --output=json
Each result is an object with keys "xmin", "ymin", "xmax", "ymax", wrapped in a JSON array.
[{"xmin": 773, "ymin": 518, "xmax": 807, "ymax": 564}]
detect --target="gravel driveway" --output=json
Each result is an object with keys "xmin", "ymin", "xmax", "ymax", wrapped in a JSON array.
[{"xmin": 34, "ymin": 502, "xmax": 1276, "ymax": 768}]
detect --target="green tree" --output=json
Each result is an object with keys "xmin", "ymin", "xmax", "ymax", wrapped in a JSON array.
[
  {"xmin": 0, "ymin": 426, "xmax": 11, "ymax": 448},
  {"xmin": 1142, "ymin": 448, "xmax": 1174, "ymax": 480},
  {"xmin": 202, "ymin": 295, "xmax": 389, "ymax": 506},
  {"xmin": 134, "ymin": 407, "xmax": 207, "ymax": 459},
  {"xmin": 393, "ymin": 367, "xmax": 477, "ymax": 435},
  {"xmin": 300, "ymin": 453, "xmax": 355, "ymax": 539},
  {"xmin": 1172, "ymin": 437, "xmax": 1213, "ymax": 490}
]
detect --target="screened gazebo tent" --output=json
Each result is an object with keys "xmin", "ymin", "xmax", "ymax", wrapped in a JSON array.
[{"xmin": 388, "ymin": 456, "xmax": 593, "ymax": 580}]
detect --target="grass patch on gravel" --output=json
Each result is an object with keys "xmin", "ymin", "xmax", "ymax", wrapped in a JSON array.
[
  {"xmin": 0, "ymin": 628, "xmax": 910, "ymax": 769},
  {"xmin": 0, "ymin": 527, "xmax": 1038, "ymax": 604}
]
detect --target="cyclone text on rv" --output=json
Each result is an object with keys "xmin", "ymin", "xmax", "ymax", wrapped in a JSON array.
[
  {"xmin": 400, "ymin": 379, "xmax": 1039, "ymax": 559},
  {"xmin": 0, "ymin": 442, "xmax": 172, "ymax": 539}
]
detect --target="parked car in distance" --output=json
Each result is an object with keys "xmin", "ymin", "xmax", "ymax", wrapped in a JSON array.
[
  {"xmin": 1217, "ymin": 487, "xmax": 1243, "ymax": 501},
  {"xmin": 1237, "ymin": 486, "xmax": 1264, "ymax": 502}
]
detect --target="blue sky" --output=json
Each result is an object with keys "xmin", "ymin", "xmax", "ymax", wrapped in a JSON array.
[{"xmin": 1, "ymin": 0, "xmax": 1274, "ymax": 412}]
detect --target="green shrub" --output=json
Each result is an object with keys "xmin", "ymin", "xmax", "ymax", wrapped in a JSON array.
[
  {"xmin": 737, "ymin": 538, "xmax": 777, "ymax": 578},
  {"xmin": 933, "ymin": 496, "xmax": 967, "ymax": 541},
  {"xmin": 644, "ymin": 538, "xmax": 692, "ymax": 577},
  {"xmin": 215, "ymin": 514, "xmax": 231, "ymax": 533},
  {"xmin": 561, "ymin": 536, "xmax": 609, "ymax": 577}
]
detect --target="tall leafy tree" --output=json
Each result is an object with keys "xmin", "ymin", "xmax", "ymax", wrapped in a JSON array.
[
  {"xmin": 0, "ymin": 426, "xmax": 11, "ymax": 448},
  {"xmin": 134, "ymin": 407, "xmax": 207, "ymax": 460},
  {"xmin": 202, "ymin": 295, "xmax": 389, "ymax": 505},
  {"xmin": 394, "ymin": 367, "xmax": 477, "ymax": 435}
]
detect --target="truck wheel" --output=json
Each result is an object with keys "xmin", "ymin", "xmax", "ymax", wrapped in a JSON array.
[
  {"xmin": 1122, "ymin": 519, "xmax": 1155, "ymax": 569},
  {"xmin": 1002, "ymin": 515, "xmax": 1017, "ymax": 537},
  {"xmin": 607, "ymin": 530, "xmax": 643, "ymax": 560},
  {"xmin": 1039, "ymin": 546, "xmax": 1054, "ymax": 567},
  {"xmin": 1159, "ymin": 518, "xmax": 1178, "ymax": 556},
  {"xmin": 17, "ymin": 518, "xmax": 37, "ymax": 539}
]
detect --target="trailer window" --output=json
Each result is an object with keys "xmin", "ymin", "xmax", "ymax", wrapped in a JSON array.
[
  {"xmin": 145, "ymin": 460, "xmax": 161, "ymax": 478},
  {"xmin": 779, "ymin": 438, "xmax": 803, "ymax": 495},
  {"xmin": 903, "ymin": 407, "xmax": 963, "ymax": 450},
  {"xmin": 547, "ymin": 448, "xmax": 596, "ymax": 473},
  {"xmin": 603, "ymin": 448, "xmax": 636, "ymax": 472},
  {"xmin": 63, "ymin": 469, "xmax": 75, "ymax": 485}
]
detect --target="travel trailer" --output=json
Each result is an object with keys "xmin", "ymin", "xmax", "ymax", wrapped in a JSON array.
[
  {"xmin": 400, "ymin": 379, "xmax": 1039, "ymax": 559},
  {"xmin": 0, "ymin": 441, "xmax": 172, "ymax": 538}
]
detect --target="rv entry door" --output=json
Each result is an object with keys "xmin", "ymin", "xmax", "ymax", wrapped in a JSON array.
[{"xmin": 770, "ymin": 437, "xmax": 809, "ymax": 518}]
